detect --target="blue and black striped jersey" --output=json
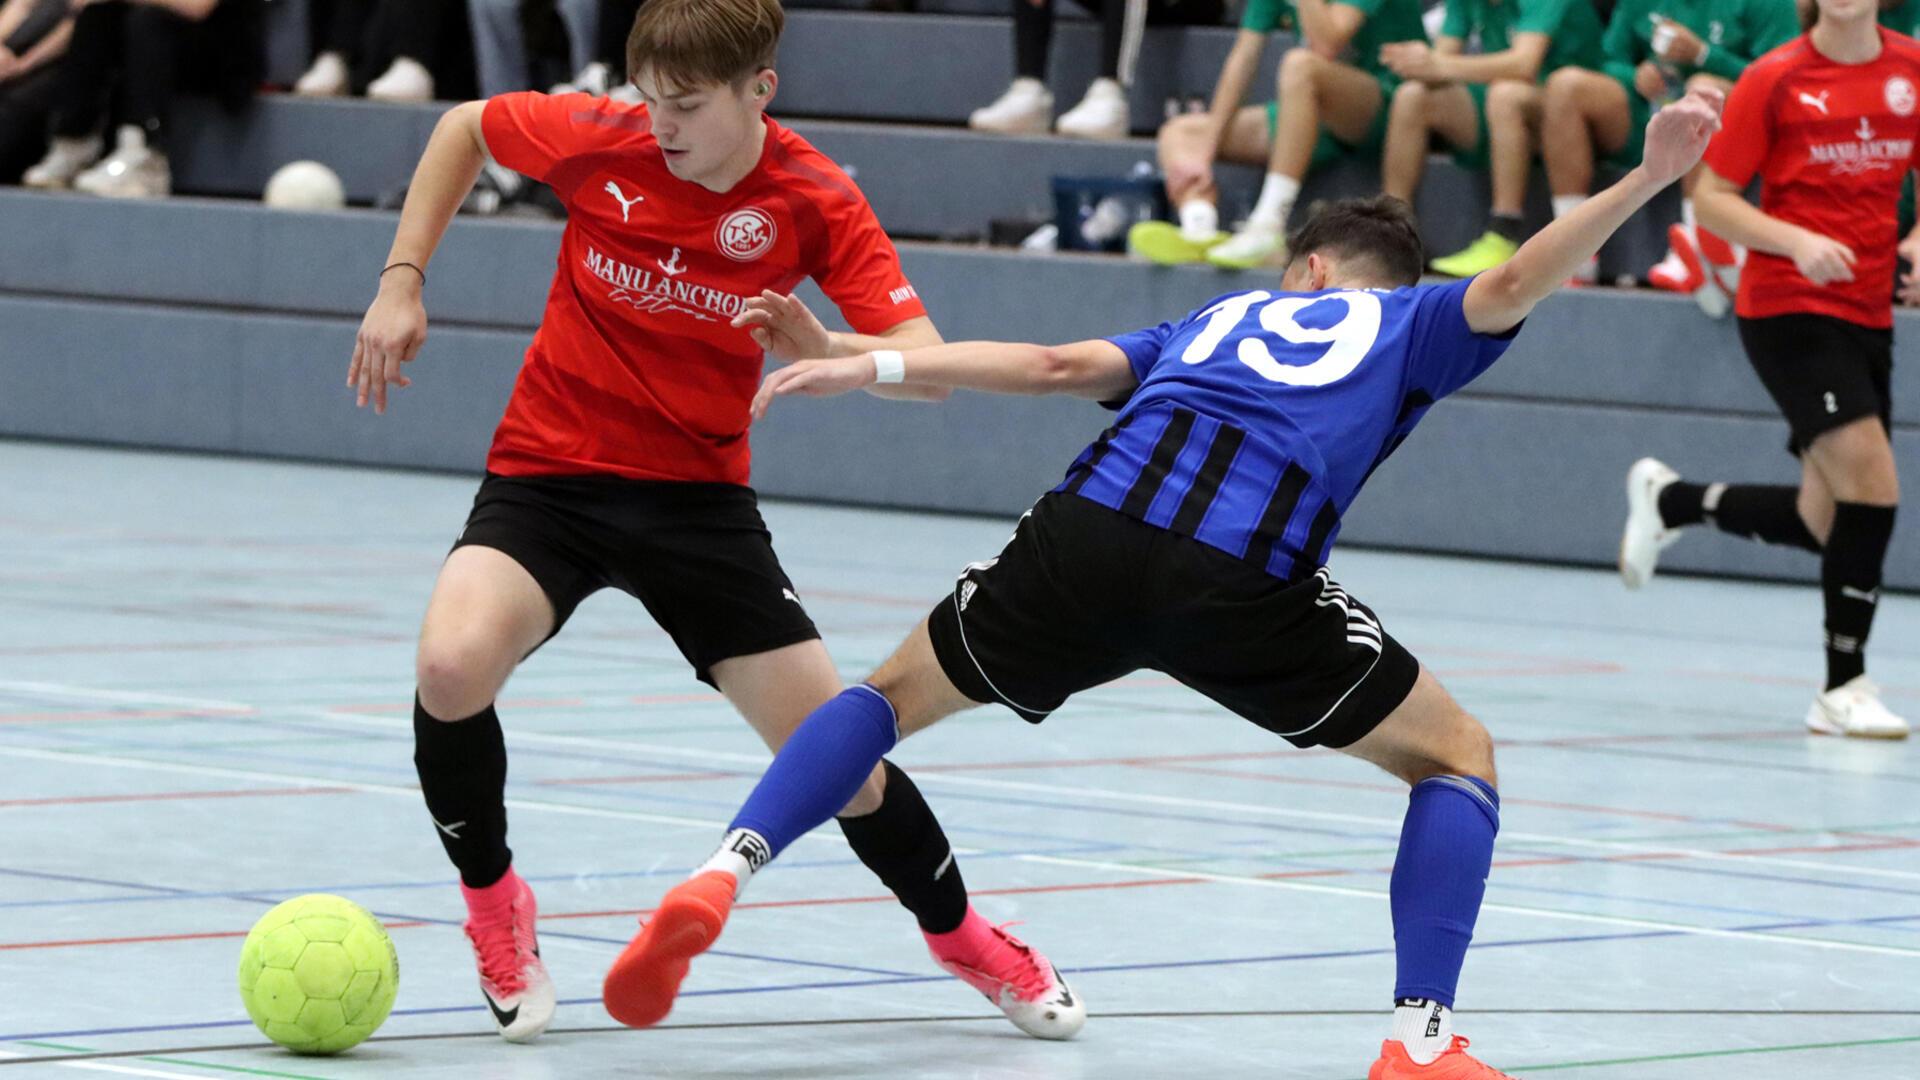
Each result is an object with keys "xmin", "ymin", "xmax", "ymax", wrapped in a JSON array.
[{"xmin": 1054, "ymin": 278, "xmax": 1516, "ymax": 580}]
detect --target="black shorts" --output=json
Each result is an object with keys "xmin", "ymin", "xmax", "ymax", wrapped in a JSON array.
[
  {"xmin": 453, "ymin": 473, "xmax": 818, "ymax": 686},
  {"xmin": 1738, "ymin": 312, "xmax": 1894, "ymax": 456},
  {"xmin": 925, "ymin": 493, "xmax": 1420, "ymax": 750}
]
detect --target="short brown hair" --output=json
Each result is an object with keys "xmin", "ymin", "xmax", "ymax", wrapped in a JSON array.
[
  {"xmin": 626, "ymin": 0, "xmax": 785, "ymax": 93},
  {"xmin": 1285, "ymin": 195, "xmax": 1425, "ymax": 288}
]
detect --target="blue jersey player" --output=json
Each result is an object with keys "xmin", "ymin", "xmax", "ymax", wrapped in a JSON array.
[{"xmin": 602, "ymin": 90, "xmax": 1724, "ymax": 1079}]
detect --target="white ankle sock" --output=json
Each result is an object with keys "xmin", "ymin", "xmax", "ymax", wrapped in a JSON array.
[
  {"xmin": 1551, "ymin": 194, "xmax": 1587, "ymax": 219},
  {"xmin": 698, "ymin": 828, "xmax": 770, "ymax": 896},
  {"xmin": 1178, "ymin": 200, "xmax": 1220, "ymax": 242},
  {"xmin": 1247, "ymin": 172, "xmax": 1300, "ymax": 231},
  {"xmin": 1681, "ymin": 197, "xmax": 1696, "ymax": 230},
  {"xmin": 1390, "ymin": 999, "xmax": 1454, "ymax": 1065}
]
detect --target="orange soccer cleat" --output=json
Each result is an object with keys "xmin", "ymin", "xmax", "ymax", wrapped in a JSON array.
[{"xmin": 601, "ymin": 870, "xmax": 738, "ymax": 1028}]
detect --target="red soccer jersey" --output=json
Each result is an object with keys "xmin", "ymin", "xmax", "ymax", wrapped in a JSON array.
[
  {"xmin": 477, "ymin": 93, "xmax": 928, "ymax": 483},
  {"xmin": 1704, "ymin": 28, "xmax": 1920, "ymax": 328}
]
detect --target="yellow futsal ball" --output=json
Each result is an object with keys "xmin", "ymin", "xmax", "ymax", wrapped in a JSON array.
[{"xmin": 237, "ymin": 894, "xmax": 399, "ymax": 1054}]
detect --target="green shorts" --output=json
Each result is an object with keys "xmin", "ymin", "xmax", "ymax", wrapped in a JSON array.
[
  {"xmin": 1449, "ymin": 82, "xmax": 1492, "ymax": 172},
  {"xmin": 1264, "ymin": 72, "xmax": 1398, "ymax": 169},
  {"xmin": 1603, "ymin": 74, "xmax": 1652, "ymax": 171}
]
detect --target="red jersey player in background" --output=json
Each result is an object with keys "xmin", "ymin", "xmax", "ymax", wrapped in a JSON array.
[
  {"xmin": 1618, "ymin": 0, "xmax": 1920, "ymax": 737},
  {"xmin": 345, "ymin": 0, "xmax": 1083, "ymax": 1041}
]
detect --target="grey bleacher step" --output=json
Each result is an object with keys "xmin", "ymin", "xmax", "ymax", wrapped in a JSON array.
[
  {"xmin": 2, "ymin": 288, "xmax": 1913, "ymax": 589},
  {"xmin": 6, "ymin": 187, "xmax": 1909, "ymax": 426},
  {"xmin": 171, "ymin": 93, "xmax": 1674, "ymax": 267}
]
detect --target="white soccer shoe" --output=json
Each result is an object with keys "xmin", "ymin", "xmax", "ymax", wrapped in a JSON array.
[
  {"xmin": 1206, "ymin": 223, "xmax": 1287, "ymax": 270},
  {"xmin": 1055, "ymin": 78, "xmax": 1129, "ymax": 139},
  {"xmin": 1619, "ymin": 457, "xmax": 1682, "ymax": 589},
  {"xmin": 1806, "ymin": 677, "xmax": 1911, "ymax": 739},
  {"xmin": 465, "ymin": 875, "xmax": 557, "ymax": 1041},
  {"xmin": 551, "ymin": 61, "xmax": 612, "ymax": 97},
  {"xmin": 22, "ymin": 133, "xmax": 103, "ymax": 190},
  {"xmin": 72, "ymin": 126, "xmax": 169, "ymax": 199},
  {"xmin": 969, "ymin": 78, "xmax": 1053, "ymax": 135},
  {"xmin": 293, "ymin": 51, "xmax": 349, "ymax": 97},
  {"xmin": 368, "ymin": 57, "xmax": 435, "ymax": 103}
]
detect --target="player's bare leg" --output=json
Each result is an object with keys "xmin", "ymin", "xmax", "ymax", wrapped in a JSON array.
[
  {"xmin": 605, "ymin": 623, "xmax": 1086, "ymax": 1036},
  {"xmin": 1340, "ymin": 667, "xmax": 1516, "ymax": 1079},
  {"xmin": 413, "ymin": 545, "xmax": 560, "ymax": 1041},
  {"xmin": 1382, "ymin": 81, "xmax": 1478, "ymax": 205},
  {"xmin": 1433, "ymin": 80, "xmax": 1537, "ymax": 278},
  {"xmin": 1211, "ymin": 50, "xmax": 1382, "ymax": 269},
  {"xmin": 1541, "ymin": 67, "xmax": 1632, "ymax": 284},
  {"xmin": 1133, "ymin": 106, "xmax": 1271, "ymax": 265}
]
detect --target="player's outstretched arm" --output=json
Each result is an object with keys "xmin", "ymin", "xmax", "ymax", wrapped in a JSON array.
[
  {"xmin": 348, "ymin": 100, "xmax": 489, "ymax": 414},
  {"xmin": 731, "ymin": 292, "xmax": 952, "ymax": 401},
  {"xmin": 750, "ymin": 339, "xmax": 1137, "ymax": 421},
  {"xmin": 1462, "ymin": 87, "xmax": 1723, "ymax": 335}
]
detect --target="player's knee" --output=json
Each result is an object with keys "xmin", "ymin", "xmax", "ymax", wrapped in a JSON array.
[
  {"xmin": 1813, "ymin": 423, "xmax": 1901, "ymax": 504},
  {"xmin": 1542, "ymin": 66, "xmax": 1586, "ymax": 114},
  {"xmin": 1414, "ymin": 711, "xmax": 1498, "ymax": 788},
  {"xmin": 1390, "ymin": 79, "xmax": 1429, "ymax": 120},
  {"xmin": 1485, "ymin": 79, "xmax": 1531, "ymax": 118},
  {"xmin": 416, "ymin": 638, "xmax": 507, "ymax": 720},
  {"xmin": 1280, "ymin": 47, "xmax": 1322, "ymax": 94}
]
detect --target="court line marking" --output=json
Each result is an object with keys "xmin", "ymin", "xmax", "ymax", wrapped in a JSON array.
[
  {"xmin": 0, "ymin": 1048, "xmax": 211, "ymax": 1079},
  {"xmin": 8, "ymin": 677, "xmax": 1918, "ymax": 886},
  {"xmin": 1010, "ymin": 853, "xmax": 1920, "ymax": 958},
  {"xmin": 7, "ymin": 1010, "xmax": 1920, "ymax": 1068}
]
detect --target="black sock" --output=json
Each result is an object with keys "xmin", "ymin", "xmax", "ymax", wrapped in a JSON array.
[
  {"xmin": 836, "ymin": 759, "xmax": 969, "ymax": 934},
  {"xmin": 1488, "ymin": 213, "xmax": 1525, "ymax": 244},
  {"xmin": 1709, "ymin": 484, "xmax": 1822, "ymax": 552},
  {"xmin": 1822, "ymin": 503, "xmax": 1896, "ymax": 690},
  {"xmin": 413, "ymin": 696, "xmax": 513, "ymax": 889},
  {"xmin": 1657, "ymin": 480, "xmax": 1708, "ymax": 528}
]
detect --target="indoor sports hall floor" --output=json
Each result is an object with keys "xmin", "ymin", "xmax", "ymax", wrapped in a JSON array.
[{"xmin": 3, "ymin": 440, "xmax": 1917, "ymax": 1080}]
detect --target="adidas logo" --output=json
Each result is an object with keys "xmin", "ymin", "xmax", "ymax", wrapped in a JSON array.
[{"xmin": 959, "ymin": 581, "xmax": 978, "ymax": 611}]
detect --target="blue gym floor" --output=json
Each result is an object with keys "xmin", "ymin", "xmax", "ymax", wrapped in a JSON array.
[{"xmin": 2, "ymin": 440, "xmax": 1917, "ymax": 1079}]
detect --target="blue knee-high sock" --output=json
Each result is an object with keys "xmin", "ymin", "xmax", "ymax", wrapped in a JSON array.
[
  {"xmin": 1390, "ymin": 775, "xmax": 1500, "ymax": 1008},
  {"xmin": 720, "ymin": 685, "xmax": 898, "ymax": 873}
]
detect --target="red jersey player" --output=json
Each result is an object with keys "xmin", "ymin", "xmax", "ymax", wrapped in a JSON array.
[
  {"xmin": 346, "ymin": 0, "xmax": 1083, "ymax": 1041},
  {"xmin": 1618, "ymin": 0, "xmax": 1919, "ymax": 737}
]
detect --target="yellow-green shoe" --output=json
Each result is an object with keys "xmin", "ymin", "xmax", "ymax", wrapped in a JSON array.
[
  {"xmin": 1127, "ymin": 220, "xmax": 1223, "ymax": 266},
  {"xmin": 1428, "ymin": 231, "xmax": 1519, "ymax": 278}
]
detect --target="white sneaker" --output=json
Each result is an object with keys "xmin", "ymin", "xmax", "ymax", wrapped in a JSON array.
[
  {"xmin": 551, "ymin": 61, "xmax": 611, "ymax": 96},
  {"xmin": 969, "ymin": 78, "xmax": 1053, "ymax": 135},
  {"xmin": 22, "ymin": 134, "xmax": 104, "ymax": 190},
  {"xmin": 608, "ymin": 81, "xmax": 643, "ymax": 105},
  {"xmin": 1206, "ymin": 223, "xmax": 1287, "ymax": 270},
  {"xmin": 1565, "ymin": 254, "xmax": 1599, "ymax": 287},
  {"xmin": 1807, "ymin": 676, "xmax": 1910, "ymax": 739},
  {"xmin": 1055, "ymin": 77, "xmax": 1129, "ymax": 140},
  {"xmin": 1619, "ymin": 457, "xmax": 1681, "ymax": 589},
  {"xmin": 367, "ymin": 56, "xmax": 435, "ymax": 103},
  {"xmin": 72, "ymin": 126, "xmax": 169, "ymax": 199},
  {"xmin": 465, "ymin": 873, "xmax": 557, "ymax": 1041},
  {"xmin": 294, "ymin": 51, "xmax": 349, "ymax": 97}
]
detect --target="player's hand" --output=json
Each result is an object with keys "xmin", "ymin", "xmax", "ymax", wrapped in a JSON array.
[
  {"xmin": 1898, "ymin": 232, "xmax": 1920, "ymax": 305},
  {"xmin": 1637, "ymin": 86, "xmax": 1722, "ymax": 186},
  {"xmin": 1380, "ymin": 41, "xmax": 1438, "ymax": 81},
  {"xmin": 732, "ymin": 289, "xmax": 832, "ymax": 363},
  {"xmin": 751, "ymin": 356, "xmax": 875, "ymax": 421},
  {"xmin": 0, "ymin": 47, "xmax": 19, "ymax": 83},
  {"xmin": 1649, "ymin": 16, "xmax": 1706, "ymax": 66},
  {"xmin": 348, "ymin": 274, "xmax": 425, "ymax": 414},
  {"xmin": 1790, "ymin": 228, "xmax": 1857, "ymax": 286},
  {"xmin": 1634, "ymin": 60, "xmax": 1669, "ymax": 103}
]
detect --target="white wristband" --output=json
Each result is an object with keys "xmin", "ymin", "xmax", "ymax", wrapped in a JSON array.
[{"xmin": 871, "ymin": 350, "xmax": 906, "ymax": 384}]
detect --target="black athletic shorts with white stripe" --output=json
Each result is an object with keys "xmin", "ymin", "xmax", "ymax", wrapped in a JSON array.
[{"xmin": 924, "ymin": 492, "xmax": 1420, "ymax": 750}]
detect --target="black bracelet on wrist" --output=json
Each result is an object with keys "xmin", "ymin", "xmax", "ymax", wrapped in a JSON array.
[{"xmin": 380, "ymin": 262, "xmax": 426, "ymax": 285}]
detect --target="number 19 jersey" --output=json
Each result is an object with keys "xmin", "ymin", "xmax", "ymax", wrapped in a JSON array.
[{"xmin": 1058, "ymin": 278, "xmax": 1516, "ymax": 581}]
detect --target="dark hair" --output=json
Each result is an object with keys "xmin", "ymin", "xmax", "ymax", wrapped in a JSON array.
[
  {"xmin": 1284, "ymin": 195, "xmax": 1425, "ymax": 288},
  {"xmin": 627, "ymin": 0, "xmax": 784, "ymax": 92}
]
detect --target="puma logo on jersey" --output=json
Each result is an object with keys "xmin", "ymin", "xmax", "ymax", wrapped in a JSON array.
[
  {"xmin": 603, "ymin": 180, "xmax": 645, "ymax": 222},
  {"xmin": 1799, "ymin": 90, "xmax": 1831, "ymax": 116},
  {"xmin": 1857, "ymin": 117, "xmax": 1876, "ymax": 142},
  {"xmin": 657, "ymin": 247, "xmax": 687, "ymax": 277}
]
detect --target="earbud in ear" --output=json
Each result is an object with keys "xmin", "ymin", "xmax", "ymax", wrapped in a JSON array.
[{"xmin": 755, "ymin": 82, "xmax": 770, "ymax": 96}]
